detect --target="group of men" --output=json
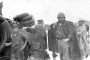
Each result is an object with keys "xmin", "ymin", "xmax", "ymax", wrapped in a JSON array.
[{"xmin": 0, "ymin": 12, "xmax": 89, "ymax": 60}]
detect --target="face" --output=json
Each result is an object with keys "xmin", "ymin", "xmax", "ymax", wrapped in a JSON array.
[
  {"xmin": 58, "ymin": 17, "xmax": 65, "ymax": 22},
  {"xmin": 78, "ymin": 22, "xmax": 83, "ymax": 26},
  {"xmin": 36, "ymin": 24, "xmax": 43, "ymax": 29},
  {"xmin": 38, "ymin": 22, "xmax": 44, "ymax": 25}
]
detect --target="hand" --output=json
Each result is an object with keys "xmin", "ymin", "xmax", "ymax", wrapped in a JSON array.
[
  {"xmin": 63, "ymin": 38, "xmax": 69, "ymax": 42},
  {"xmin": 5, "ymin": 42, "xmax": 12, "ymax": 46},
  {"xmin": 45, "ymin": 49, "xmax": 49, "ymax": 52}
]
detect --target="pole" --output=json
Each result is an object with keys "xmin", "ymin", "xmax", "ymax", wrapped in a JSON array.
[{"xmin": 45, "ymin": 30, "xmax": 53, "ymax": 60}]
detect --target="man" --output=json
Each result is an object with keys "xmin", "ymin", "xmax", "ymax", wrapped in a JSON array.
[
  {"xmin": 52, "ymin": 12, "xmax": 82, "ymax": 60},
  {"xmin": 35, "ymin": 19, "xmax": 47, "ymax": 45},
  {"xmin": 76, "ymin": 20, "xmax": 89, "ymax": 58},
  {"xmin": 29, "ymin": 19, "xmax": 48, "ymax": 60},
  {"xmin": 11, "ymin": 22, "xmax": 27, "ymax": 60},
  {"xmin": 11, "ymin": 13, "xmax": 35, "ymax": 60}
]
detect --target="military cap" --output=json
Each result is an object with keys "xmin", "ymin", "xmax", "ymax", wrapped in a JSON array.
[{"xmin": 37, "ymin": 19, "xmax": 44, "ymax": 24}]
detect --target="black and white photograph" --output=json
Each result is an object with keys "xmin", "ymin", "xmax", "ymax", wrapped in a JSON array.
[{"xmin": 0, "ymin": 0, "xmax": 90, "ymax": 60}]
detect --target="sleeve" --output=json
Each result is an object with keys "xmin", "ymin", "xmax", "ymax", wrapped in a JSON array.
[
  {"xmin": 67, "ymin": 22, "xmax": 76, "ymax": 39},
  {"xmin": 19, "ymin": 31, "xmax": 28, "ymax": 42},
  {"xmin": 26, "ymin": 27, "xmax": 34, "ymax": 33}
]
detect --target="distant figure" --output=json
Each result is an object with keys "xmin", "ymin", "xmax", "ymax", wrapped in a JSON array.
[{"xmin": 48, "ymin": 24, "xmax": 58, "ymax": 58}]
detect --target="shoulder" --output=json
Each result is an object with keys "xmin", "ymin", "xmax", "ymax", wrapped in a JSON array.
[
  {"xmin": 64, "ymin": 20, "xmax": 77, "ymax": 32},
  {"xmin": 26, "ymin": 27, "xmax": 35, "ymax": 33},
  {"xmin": 65, "ymin": 20, "xmax": 75, "ymax": 27},
  {"xmin": 66, "ymin": 21, "xmax": 74, "ymax": 25}
]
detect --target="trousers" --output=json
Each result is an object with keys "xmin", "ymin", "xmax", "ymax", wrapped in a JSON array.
[{"xmin": 58, "ymin": 40, "xmax": 70, "ymax": 60}]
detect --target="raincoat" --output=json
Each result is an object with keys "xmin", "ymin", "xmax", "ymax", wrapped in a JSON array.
[{"xmin": 49, "ymin": 20, "xmax": 82, "ymax": 60}]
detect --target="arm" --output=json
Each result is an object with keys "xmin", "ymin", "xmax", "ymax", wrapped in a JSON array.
[
  {"xmin": 68, "ymin": 22, "xmax": 76, "ymax": 39},
  {"xmin": 77, "ymin": 25, "xmax": 89, "ymax": 37},
  {"xmin": 19, "ymin": 40, "xmax": 27, "ymax": 50},
  {"xmin": 19, "ymin": 31, "xmax": 28, "ymax": 50}
]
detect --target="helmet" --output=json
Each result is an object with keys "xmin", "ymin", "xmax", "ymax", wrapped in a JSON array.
[{"xmin": 57, "ymin": 12, "xmax": 66, "ymax": 19}]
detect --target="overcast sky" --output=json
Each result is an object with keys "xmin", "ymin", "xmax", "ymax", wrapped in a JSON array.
[{"xmin": 1, "ymin": 0, "xmax": 90, "ymax": 24}]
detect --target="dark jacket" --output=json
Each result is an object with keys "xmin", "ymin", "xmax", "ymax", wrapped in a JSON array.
[
  {"xmin": 49, "ymin": 20, "xmax": 82, "ymax": 60},
  {"xmin": 62, "ymin": 20, "xmax": 82, "ymax": 60},
  {"xmin": 48, "ymin": 24, "xmax": 58, "ymax": 53}
]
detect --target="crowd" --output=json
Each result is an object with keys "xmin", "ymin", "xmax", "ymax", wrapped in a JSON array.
[{"xmin": 0, "ymin": 12, "xmax": 90, "ymax": 60}]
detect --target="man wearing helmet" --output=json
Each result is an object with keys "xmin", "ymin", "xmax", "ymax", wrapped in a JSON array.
[{"xmin": 51, "ymin": 12, "xmax": 81, "ymax": 60}]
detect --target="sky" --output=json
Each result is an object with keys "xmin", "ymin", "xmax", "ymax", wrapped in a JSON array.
[{"xmin": 1, "ymin": 0, "xmax": 90, "ymax": 24}]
